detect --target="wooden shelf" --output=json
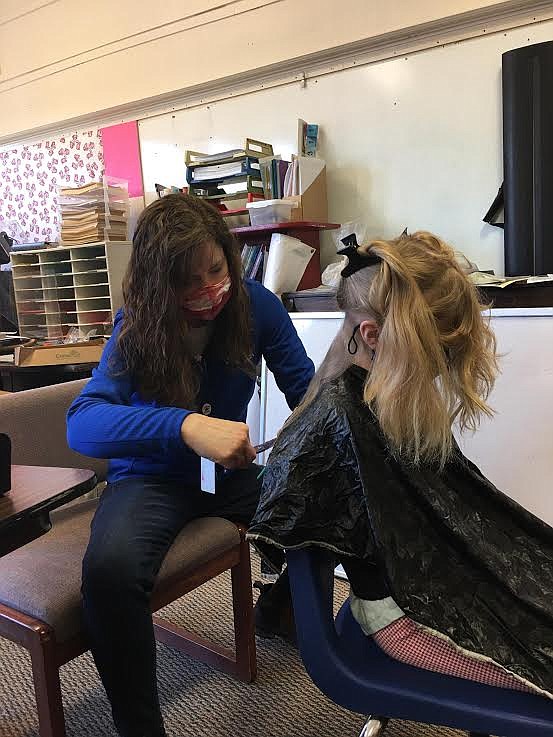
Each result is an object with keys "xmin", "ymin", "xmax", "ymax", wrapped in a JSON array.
[
  {"xmin": 231, "ymin": 221, "xmax": 340, "ymax": 236},
  {"xmin": 231, "ymin": 221, "xmax": 340, "ymax": 291},
  {"xmin": 219, "ymin": 207, "xmax": 248, "ymax": 217}
]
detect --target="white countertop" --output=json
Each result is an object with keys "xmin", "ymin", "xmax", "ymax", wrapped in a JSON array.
[
  {"xmin": 291, "ymin": 308, "xmax": 553, "ymax": 320},
  {"xmin": 488, "ymin": 307, "xmax": 553, "ymax": 317}
]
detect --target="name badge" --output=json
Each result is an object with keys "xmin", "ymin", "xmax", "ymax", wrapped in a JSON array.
[{"xmin": 200, "ymin": 457, "xmax": 216, "ymax": 494}]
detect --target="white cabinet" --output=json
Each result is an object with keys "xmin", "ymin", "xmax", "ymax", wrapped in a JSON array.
[
  {"xmin": 456, "ymin": 308, "xmax": 553, "ymax": 525},
  {"xmin": 11, "ymin": 241, "xmax": 132, "ymax": 339},
  {"xmin": 260, "ymin": 309, "xmax": 553, "ymax": 525}
]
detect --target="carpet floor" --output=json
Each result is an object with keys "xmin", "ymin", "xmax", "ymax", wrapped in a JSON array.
[{"xmin": 0, "ymin": 554, "xmax": 470, "ymax": 737}]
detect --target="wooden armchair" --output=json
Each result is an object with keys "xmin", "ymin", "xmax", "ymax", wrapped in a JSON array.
[{"xmin": 0, "ymin": 380, "xmax": 256, "ymax": 737}]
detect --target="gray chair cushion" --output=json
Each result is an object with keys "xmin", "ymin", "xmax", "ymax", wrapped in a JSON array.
[
  {"xmin": 0, "ymin": 499, "xmax": 240, "ymax": 643},
  {"xmin": 0, "ymin": 379, "xmax": 107, "ymax": 481}
]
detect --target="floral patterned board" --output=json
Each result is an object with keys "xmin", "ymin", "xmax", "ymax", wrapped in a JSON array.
[{"xmin": 0, "ymin": 129, "xmax": 105, "ymax": 243}]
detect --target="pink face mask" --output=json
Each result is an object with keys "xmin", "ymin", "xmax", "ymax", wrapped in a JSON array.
[{"xmin": 180, "ymin": 274, "xmax": 232, "ymax": 321}]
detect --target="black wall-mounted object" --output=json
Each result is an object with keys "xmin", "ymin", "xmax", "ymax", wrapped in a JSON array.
[
  {"xmin": 0, "ymin": 232, "xmax": 12, "ymax": 266},
  {"xmin": 502, "ymin": 41, "xmax": 553, "ymax": 276},
  {"xmin": 0, "ymin": 434, "xmax": 11, "ymax": 495}
]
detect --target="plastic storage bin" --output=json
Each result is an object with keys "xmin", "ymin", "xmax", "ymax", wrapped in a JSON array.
[{"xmin": 246, "ymin": 199, "xmax": 294, "ymax": 226}]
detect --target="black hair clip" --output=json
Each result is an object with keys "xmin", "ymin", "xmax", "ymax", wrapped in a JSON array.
[{"xmin": 337, "ymin": 233, "xmax": 380, "ymax": 278}]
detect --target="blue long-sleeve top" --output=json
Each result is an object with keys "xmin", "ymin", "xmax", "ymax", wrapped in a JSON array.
[{"xmin": 67, "ymin": 279, "xmax": 315, "ymax": 485}]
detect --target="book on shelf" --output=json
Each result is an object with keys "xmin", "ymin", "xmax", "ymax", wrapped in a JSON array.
[
  {"xmin": 241, "ymin": 243, "xmax": 265, "ymax": 280},
  {"xmin": 259, "ymin": 157, "xmax": 290, "ymax": 199},
  {"xmin": 275, "ymin": 159, "xmax": 289, "ymax": 198},
  {"xmin": 250, "ymin": 247, "xmax": 265, "ymax": 280}
]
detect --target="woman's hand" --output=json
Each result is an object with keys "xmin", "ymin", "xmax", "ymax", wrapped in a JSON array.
[{"xmin": 180, "ymin": 413, "xmax": 256, "ymax": 469}]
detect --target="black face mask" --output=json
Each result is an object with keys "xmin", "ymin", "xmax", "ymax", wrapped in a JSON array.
[{"xmin": 347, "ymin": 324, "xmax": 361, "ymax": 355}]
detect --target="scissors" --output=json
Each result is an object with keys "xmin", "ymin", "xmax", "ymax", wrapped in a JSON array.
[
  {"xmin": 216, "ymin": 438, "xmax": 276, "ymax": 479},
  {"xmin": 253, "ymin": 438, "xmax": 276, "ymax": 479}
]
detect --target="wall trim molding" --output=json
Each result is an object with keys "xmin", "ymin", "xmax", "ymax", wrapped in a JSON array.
[
  {"xmin": 2, "ymin": 0, "xmax": 552, "ymax": 147},
  {"xmin": 0, "ymin": 1, "xmax": 279, "ymax": 91}
]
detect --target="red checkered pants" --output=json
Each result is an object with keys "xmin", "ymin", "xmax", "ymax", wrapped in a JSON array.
[{"xmin": 372, "ymin": 616, "xmax": 535, "ymax": 693}]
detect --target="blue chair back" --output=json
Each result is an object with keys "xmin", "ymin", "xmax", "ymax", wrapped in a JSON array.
[{"xmin": 286, "ymin": 548, "xmax": 553, "ymax": 737}]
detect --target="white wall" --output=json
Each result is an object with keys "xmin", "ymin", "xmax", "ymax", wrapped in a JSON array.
[
  {"xmin": 0, "ymin": 1, "xmax": 542, "ymax": 140},
  {"xmin": 139, "ymin": 20, "xmax": 553, "ymax": 275}
]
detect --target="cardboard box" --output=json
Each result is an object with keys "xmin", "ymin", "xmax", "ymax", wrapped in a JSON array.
[
  {"xmin": 14, "ymin": 339, "xmax": 106, "ymax": 367},
  {"xmin": 287, "ymin": 158, "xmax": 328, "ymax": 222}
]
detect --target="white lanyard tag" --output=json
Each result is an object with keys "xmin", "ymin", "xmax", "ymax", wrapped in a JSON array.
[{"xmin": 200, "ymin": 457, "xmax": 216, "ymax": 494}]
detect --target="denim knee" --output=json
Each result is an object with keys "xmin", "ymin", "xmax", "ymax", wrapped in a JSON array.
[{"xmin": 82, "ymin": 541, "xmax": 147, "ymax": 602}]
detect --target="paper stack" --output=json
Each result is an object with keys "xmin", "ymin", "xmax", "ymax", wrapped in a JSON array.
[{"xmin": 59, "ymin": 178, "xmax": 129, "ymax": 245}]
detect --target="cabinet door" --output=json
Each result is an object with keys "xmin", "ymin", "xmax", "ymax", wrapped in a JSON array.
[
  {"xmin": 456, "ymin": 312, "xmax": 553, "ymax": 525},
  {"xmin": 260, "ymin": 314, "xmax": 343, "ymax": 462}
]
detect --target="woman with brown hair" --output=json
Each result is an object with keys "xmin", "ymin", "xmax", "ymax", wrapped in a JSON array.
[
  {"xmin": 248, "ymin": 231, "xmax": 553, "ymax": 699},
  {"xmin": 67, "ymin": 194, "xmax": 314, "ymax": 737}
]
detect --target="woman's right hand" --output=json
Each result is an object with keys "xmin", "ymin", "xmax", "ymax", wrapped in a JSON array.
[{"xmin": 180, "ymin": 413, "xmax": 256, "ymax": 469}]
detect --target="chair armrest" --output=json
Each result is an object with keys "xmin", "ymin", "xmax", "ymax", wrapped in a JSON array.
[{"xmin": 0, "ymin": 379, "xmax": 107, "ymax": 480}]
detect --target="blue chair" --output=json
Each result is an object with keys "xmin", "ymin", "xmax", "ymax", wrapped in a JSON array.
[{"xmin": 286, "ymin": 548, "xmax": 553, "ymax": 737}]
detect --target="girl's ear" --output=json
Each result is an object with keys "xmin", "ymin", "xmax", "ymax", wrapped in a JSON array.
[{"xmin": 359, "ymin": 320, "xmax": 379, "ymax": 350}]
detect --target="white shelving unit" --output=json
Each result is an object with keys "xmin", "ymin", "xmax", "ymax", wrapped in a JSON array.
[{"xmin": 11, "ymin": 241, "xmax": 132, "ymax": 339}]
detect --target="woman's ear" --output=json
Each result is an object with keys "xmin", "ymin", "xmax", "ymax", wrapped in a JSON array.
[{"xmin": 359, "ymin": 320, "xmax": 379, "ymax": 350}]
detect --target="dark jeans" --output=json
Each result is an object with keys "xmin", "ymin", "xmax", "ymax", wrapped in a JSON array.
[{"xmin": 81, "ymin": 467, "xmax": 263, "ymax": 737}]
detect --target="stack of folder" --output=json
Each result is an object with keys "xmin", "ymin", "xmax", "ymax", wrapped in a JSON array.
[
  {"xmin": 59, "ymin": 179, "xmax": 129, "ymax": 245},
  {"xmin": 185, "ymin": 139, "xmax": 273, "ymax": 204}
]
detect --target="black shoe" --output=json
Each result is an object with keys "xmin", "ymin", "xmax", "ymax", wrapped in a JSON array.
[{"xmin": 253, "ymin": 570, "xmax": 297, "ymax": 646}]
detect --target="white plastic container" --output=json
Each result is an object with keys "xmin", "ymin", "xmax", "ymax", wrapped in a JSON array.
[{"xmin": 246, "ymin": 199, "xmax": 294, "ymax": 226}]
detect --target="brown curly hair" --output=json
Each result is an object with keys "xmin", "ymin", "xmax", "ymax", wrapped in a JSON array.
[{"xmin": 117, "ymin": 194, "xmax": 253, "ymax": 408}]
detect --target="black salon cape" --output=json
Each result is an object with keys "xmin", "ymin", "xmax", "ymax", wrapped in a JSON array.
[{"xmin": 248, "ymin": 366, "xmax": 553, "ymax": 697}]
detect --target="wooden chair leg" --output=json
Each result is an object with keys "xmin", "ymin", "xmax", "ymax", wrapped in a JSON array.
[
  {"xmin": 28, "ymin": 626, "xmax": 66, "ymax": 737},
  {"xmin": 231, "ymin": 527, "xmax": 257, "ymax": 682},
  {"xmin": 153, "ymin": 530, "xmax": 257, "ymax": 682}
]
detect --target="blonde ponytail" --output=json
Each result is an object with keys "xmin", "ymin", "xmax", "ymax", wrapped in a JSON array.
[
  {"xmin": 364, "ymin": 241, "xmax": 451, "ymax": 465},
  {"xmin": 356, "ymin": 232, "xmax": 498, "ymax": 468},
  {"xmin": 293, "ymin": 231, "xmax": 499, "ymax": 468}
]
